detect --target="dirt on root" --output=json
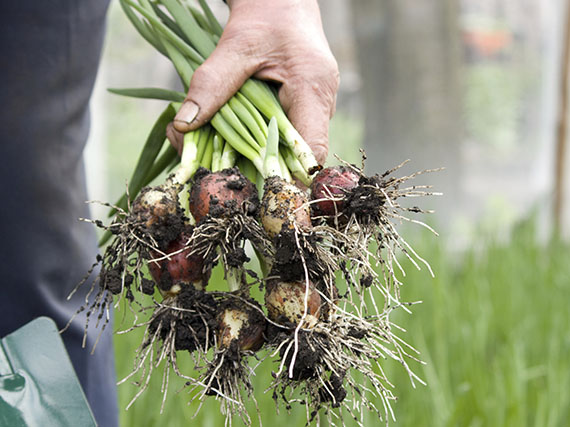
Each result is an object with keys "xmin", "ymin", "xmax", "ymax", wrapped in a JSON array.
[
  {"xmin": 148, "ymin": 286, "xmax": 218, "ymax": 352},
  {"xmin": 146, "ymin": 210, "xmax": 187, "ymax": 251},
  {"xmin": 100, "ymin": 265, "xmax": 130, "ymax": 295},
  {"xmin": 266, "ymin": 329, "xmax": 325, "ymax": 381},
  {"xmin": 225, "ymin": 247, "xmax": 250, "ymax": 269},
  {"xmin": 344, "ymin": 175, "xmax": 386, "ymax": 225},
  {"xmin": 270, "ymin": 229, "xmax": 325, "ymax": 283},
  {"xmin": 317, "ymin": 372, "xmax": 347, "ymax": 408}
]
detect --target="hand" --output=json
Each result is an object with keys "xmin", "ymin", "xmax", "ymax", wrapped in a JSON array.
[{"xmin": 169, "ymin": 0, "xmax": 339, "ymax": 164}]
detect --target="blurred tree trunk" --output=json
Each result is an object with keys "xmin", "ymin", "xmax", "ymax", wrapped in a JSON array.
[{"xmin": 351, "ymin": 0, "xmax": 463, "ymax": 226}]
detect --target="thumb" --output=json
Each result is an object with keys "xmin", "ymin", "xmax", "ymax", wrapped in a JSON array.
[
  {"xmin": 173, "ymin": 39, "xmax": 256, "ymax": 133},
  {"xmin": 279, "ymin": 82, "xmax": 335, "ymax": 165}
]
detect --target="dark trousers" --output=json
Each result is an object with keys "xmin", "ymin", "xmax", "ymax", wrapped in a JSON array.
[{"xmin": 0, "ymin": 2, "xmax": 118, "ymax": 426}]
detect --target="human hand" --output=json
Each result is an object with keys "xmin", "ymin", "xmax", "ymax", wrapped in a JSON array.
[{"xmin": 168, "ymin": 0, "xmax": 339, "ymax": 165}]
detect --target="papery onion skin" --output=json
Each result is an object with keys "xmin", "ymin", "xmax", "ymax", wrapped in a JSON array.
[
  {"xmin": 265, "ymin": 280, "xmax": 321, "ymax": 329},
  {"xmin": 310, "ymin": 166, "xmax": 360, "ymax": 220},
  {"xmin": 189, "ymin": 167, "xmax": 258, "ymax": 223},
  {"xmin": 260, "ymin": 176, "xmax": 312, "ymax": 239},
  {"xmin": 148, "ymin": 231, "xmax": 209, "ymax": 295}
]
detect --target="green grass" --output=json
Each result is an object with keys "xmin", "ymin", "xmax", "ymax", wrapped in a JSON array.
[{"xmin": 113, "ymin": 219, "xmax": 570, "ymax": 426}]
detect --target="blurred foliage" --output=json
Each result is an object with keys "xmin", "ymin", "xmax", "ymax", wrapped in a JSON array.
[{"xmin": 463, "ymin": 63, "xmax": 538, "ymax": 151}]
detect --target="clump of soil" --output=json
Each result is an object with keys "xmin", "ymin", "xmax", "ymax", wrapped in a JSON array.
[
  {"xmin": 317, "ymin": 372, "xmax": 347, "ymax": 408},
  {"xmin": 270, "ymin": 229, "xmax": 324, "ymax": 283},
  {"xmin": 278, "ymin": 330, "xmax": 325, "ymax": 381},
  {"xmin": 147, "ymin": 286, "xmax": 218, "ymax": 352},
  {"xmin": 101, "ymin": 265, "xmax": 131, "ymax": 295},
  {"xmin": 343, "ymin": 174, "xmax": 386, "ymax": 226}
]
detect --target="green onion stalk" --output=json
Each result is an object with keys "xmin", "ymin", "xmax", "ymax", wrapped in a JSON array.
[{"xmin": 115, "ymin": 0, "xmax": 319, "ymax": 204}]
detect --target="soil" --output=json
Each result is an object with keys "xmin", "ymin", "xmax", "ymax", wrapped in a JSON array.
[
  {"xmin": 344, "ymin": 174, "xmax": 387, "ymax": 225},
  {"xmin": 317, "ymin": 372, "xmax": 347, "ymax": 408},
  {"xmin": 270, "ymin": 329, "xmax": 326, "ymax": 381},
  {"xmin": 100, "ymin": 264, "xmax": 134, "ymax": 295},
  {"xmin": 224, "ymin": 247, "xmax": 249, "ymax": 269},
  {"xmin": 140, "ymin": 277, "xmax": 155, "ymax": 295},
  {"xmin": 360, "ymin": 274, "xmax": 373, "ymax": 288},
  {"xmin": 148, "ymin": 286, "xmax": 218, "ymax": 352},
  {"xmin": 102, "ymin": 265, "xmax": 124, "ymax": 295},
  {"xmin": 270, "ymin": 229, "xmax": 324, "ymax": 283},
  {"xmin": 146, "ymin": 209, "xmax": 187, "ymax": 251}
]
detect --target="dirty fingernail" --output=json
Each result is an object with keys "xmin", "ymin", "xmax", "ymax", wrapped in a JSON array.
[{"xmin": 174, "ymin": 101, "xmax": 199, "ymax": 130}]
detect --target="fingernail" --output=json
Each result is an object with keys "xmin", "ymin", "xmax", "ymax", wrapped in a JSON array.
[{"xmin": 174, "ymin": 101, "xmax": 199, "ymax": 128}]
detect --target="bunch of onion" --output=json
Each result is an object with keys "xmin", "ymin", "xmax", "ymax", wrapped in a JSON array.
[
  {"xmin": 72, "ymin": 0, "xmax": 321, "ymax": 332},
  {"xmin": 67, "ymin": 0, "xmax": 443, "ymax": 424},
  {"xmin": 112, "ymin": 126, "xmax": 278, "ymax": 411},
  {"xmin": 248, "ymin": 120, "xmax": 442, "ymax": 425}
]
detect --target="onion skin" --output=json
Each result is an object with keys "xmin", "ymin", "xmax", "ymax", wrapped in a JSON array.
[
  {"xmin": 265, "ymin": 280, "xmax": 321, "ymax": 329},
  {"xmin": 310, "ymin": 166, "xmax": 360, "ymax": 219},
  {"xmin": 216, "ymin": 306, "xmax": 265, "ymax": 352},
  {"xmin": 189, "ymin": 168, "xmax": 258, "ymax": 223},
  {"xmin": 131, "ymin": 184, "xmax": 181, "ymax": 228},
  {"xmin": 148, "ymin": 232, "xmax": 208, "ymax": 295},
  {"xmin": 260, "ymin": 176, "xmax": 312, "ymax": 239}
]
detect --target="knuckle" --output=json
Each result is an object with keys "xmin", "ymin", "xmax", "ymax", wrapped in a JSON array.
[{"xmin": 191, "ymin": 63, "xmax": 215, "ymax": 84}]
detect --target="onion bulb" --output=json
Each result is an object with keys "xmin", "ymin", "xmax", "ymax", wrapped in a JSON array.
[
  {"xmin": 260, "ymin": 176, "xmax": 311, "ymax": 239},
  {"xmin": 265, "ymin": 280, "xmax": 321, "ymax": 329}
]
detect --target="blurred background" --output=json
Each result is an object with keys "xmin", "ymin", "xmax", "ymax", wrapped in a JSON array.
[{"xmin": 85, "ymin": 0, "xmax": 570, "ymax": 425}]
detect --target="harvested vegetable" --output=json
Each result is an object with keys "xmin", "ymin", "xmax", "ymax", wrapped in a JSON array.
[{"xmin": 66, "ymin": 1, "xmax": 441, "ymax": 425}]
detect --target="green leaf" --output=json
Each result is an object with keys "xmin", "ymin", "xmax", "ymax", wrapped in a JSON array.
[
  {"xmin": 119, "ymin": 0, "xmax": 167, "ymax": 57},
  {"xmin": 197, "ymin": 0, "xmax": 224, "ymax": 37},
  {"xmin": 107, "ymin": 103, "xmax": 176, "ymax": 217},
  {"xmin": 107, "ymin": 87, "xmax": 186, "ymax": 102}
]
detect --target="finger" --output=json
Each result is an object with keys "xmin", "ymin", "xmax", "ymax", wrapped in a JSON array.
[
  {"xmin": 279, "ymin": 81, "xmax": 337, "ymax": 165},
  {"xmin": 173, "ymin": 37, "xmax": 257, "ymax": 133},
  {"xmin": 166, "ymin": 122, "xmax": 184, "ymax": 156}
]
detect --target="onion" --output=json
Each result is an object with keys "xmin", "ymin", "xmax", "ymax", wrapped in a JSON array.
[
  {"xmin": 189, "ymin": 167, "xmax": 258, "ymax": 223},
  {"xmin": 216, "ymin": 303, "xmax": 265, "ymax": 351},
  {"xmin": 265, "ymin": 280, "xmax": 321, "ymax": 329},
  {"xmin": 131, "ymin": 183, "xmax": 181, "ymax": 228},
  {"xmin": 310, "ymin": 166, "xmax": 360, "ymax": 221},
  {"xmin": 260, "ymin": 176, "xmax": 312, "ymax": 239},
  {"xmin": 148, "ymin": 230, "xmax": 209, "ymax": 295}
]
